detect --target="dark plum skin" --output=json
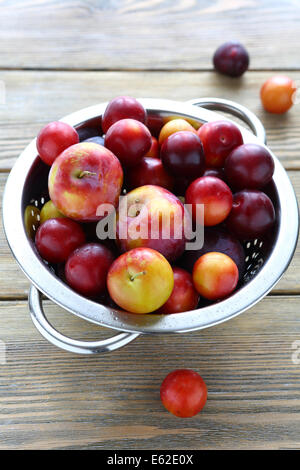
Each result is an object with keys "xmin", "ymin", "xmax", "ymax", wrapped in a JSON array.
[
  {"xmin": 179, "ymin": 227, "xmax": 245, "ymax": 279},
  {"xmin": 126, "ymin": 157, "xmax": 174, "ymax": 191},
  {"xmin": 173, "ymin": 168, "xmax": 225, "ymax": 197},
  {"xmin": 224, "ymin": 143, "xmax": 274, "ymax": 190},
  {"xmin": 84, "ymin": 135, "xmax": 105, "ymax": 146},
  {"xmin": 226, "ymin": 190, "xmax": 275, "ymax": 240},
  {"xmin": 213, "ymin": 42, "xmax": 249, "ymax": 77},
  {"xmin": 77, "ymin": 126, "xmax": 100, "ymax": 142},
  {"xmin": 65, "ymin": 242, "xmax": 115, "ymax": 297},
  {"xmin": 35, "ymin": 218, "xmax": 86, "ymax": 264},
  {"xmin": 161, "ymin": 131, "xmax": 205, "ymax": 178},
  {"xmin": 203, "ymin": 167, "xmax": 226, "ymax": 181},
  {"xmin": 173, "ymin": 175, "xmax": 195, "ymax": 196},
  {"xmin": 102, "ymin": 96, "xmax": 147, "ymax": 133}
]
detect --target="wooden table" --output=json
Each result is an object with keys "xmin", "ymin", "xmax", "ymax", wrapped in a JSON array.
[{"xmin": 1, "ymin": 1, "xmax": 300, "ymax": 450}]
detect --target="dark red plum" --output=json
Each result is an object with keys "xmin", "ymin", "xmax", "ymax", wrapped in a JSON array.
[
  {"xmin": 126, "ymin": 157, "xmax": 174, "ymax": 191},
  {"xmin": 224, "ymin": 143, "xmax": 274, "ymax": 190},
  {"xmin": 161, "ymin": 131, "xmax": 205, "ymax": 178},
  {"xmin": 35, "ymin": 218, "xmax": 86, "ymax": 264},
  {"xmin": 226, "ymin": 190, "xmax": 275, "ymax": 240},
  {"xmin": 105, "ymin": 118, "xmax": 152, "ymax": 167},
  {"xmin": 102, "ymin": 96, "xmax": 147, "ymax": 133},
  {"xmin": 179, "ymin": 226, "xmax": 245, "ymax": 279},
  {"xmin": 65, "ymin": 243, "xmax": 115, "ymax": 297},
  {"xmin": 213, "ymin": 41, "xmax": 249, "ymax": 77},
  {"xmin": 77, "ymin": 126, "xmax": 100, "ymax": 142},
  {"xmin": 203, "ymin": 167, "xmax": 226, "ymax": 181},
  {"xmin": 84, "ymin": 135, "xmax": 105, "ymax": 146}
]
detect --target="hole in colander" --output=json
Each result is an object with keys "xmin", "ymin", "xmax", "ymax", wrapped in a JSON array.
[{"xmin": 243, "ymin": 238, "xmax": 265, "ymax": 283}]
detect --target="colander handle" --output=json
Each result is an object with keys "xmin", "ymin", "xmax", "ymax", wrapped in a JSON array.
[
  {"xmin": 28, "ymin": 285, "xmax": 139, "ymax": 355},
  {"xmin": 186, "ymin": 97, "xmax": 266, "ymax": 144}
]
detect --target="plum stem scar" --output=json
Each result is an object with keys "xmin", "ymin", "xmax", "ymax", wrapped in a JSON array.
[
  {"xmin": 129, "ymin": 271, "xmax": 146, "ymax": 281},
  {"xmin": 78, "ymin": 170, "xmax": 97, "ymax": 179}
]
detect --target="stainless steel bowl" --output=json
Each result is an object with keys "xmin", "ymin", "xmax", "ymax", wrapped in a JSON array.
[{"xmin": 3, "ymin": 98, "xmax": 299, "ymax": 354}]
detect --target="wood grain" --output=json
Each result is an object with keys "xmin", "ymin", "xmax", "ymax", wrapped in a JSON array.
[
  {"xmin": 1, "ymin": 169, "xmax": 300, "ymax": 298},
  {"xmin": 0, "ymin": 1, "xmax": 299, "ymax": 70},
  {"xmin": 1, "ymin": 0, "xmax": 300, "ymax": 451},
  {"xmin": 0, "ymin": 295, "xmax": 300, "ymax": 450},
  {"xmin": 0, "ymin": 70, "xmax": 300, "ymax": 171}
]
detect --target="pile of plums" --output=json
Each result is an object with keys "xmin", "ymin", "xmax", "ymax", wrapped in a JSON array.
[{"xmin": 26, "ymin": 95, "xmax": 276, "ymax": 315}]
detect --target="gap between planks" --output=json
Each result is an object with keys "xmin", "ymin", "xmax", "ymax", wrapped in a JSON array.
[{"xmin": 0, "ymin": 67, "xmax": 300, "ymax": 73}]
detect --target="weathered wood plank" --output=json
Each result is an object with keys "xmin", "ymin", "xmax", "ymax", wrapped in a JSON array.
[
  {"xmin": 1, "ymin": 170, "xmax": 300, "ymax": 298},
  {"xmin": 0, "ymin": 295, "xmax": 300, "ymax": 450},
  {"xmin": 0, "ymin": 70, "xmax": 299, "ymax": 171},
  {"xmin": 0, "ymin": 0, "xmax": 299, "ymax": 70}
]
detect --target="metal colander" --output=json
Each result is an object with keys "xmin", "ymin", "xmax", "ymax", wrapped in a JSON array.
[{"xmin": 3, "ymin": 98, "xmax": 299, "ymax": 354}]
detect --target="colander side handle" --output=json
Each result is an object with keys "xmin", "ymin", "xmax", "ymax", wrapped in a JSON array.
[
  {"xmin": 28, "ymin": 285, "xmax": 139, "ymax": 355},
  {"xmin": 186, "ymin": 97, "xmax": 266, "ymax": 144}
]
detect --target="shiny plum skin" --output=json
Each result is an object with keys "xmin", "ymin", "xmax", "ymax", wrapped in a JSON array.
[
  {"xmin": 126, "ymin": 157, "xmax": 174, "ymax": 191},
  {"xmin": 160, "ymin": 369, "xmax": 207, "ymax": 418},
  {"xmin": 213, "ymin": 41, "xmax": 249, "ymax": 77},
  {"xmin": 65, "ymin": 243, "xmax": 115, "ymax": 297},
  {"xmin": 105, "ymin": 118, "xmax": 152, "ymax": 167},
  {"xmin": 198, "ymin": 120, "xmax": 243, "ymax": 168},
  {"xmin": 84, "ymin": 135, "xmax": 105, "ymax": 146},
  {"xmin": 161, "ymin": 131, "xmax": 205, "ymax": 178},
  {"xmin": 193, "ymin": 252, "xmax": 239, "ymax": 300},
  {"xmin": 102, "ymin": 96, "xmax": 147, "ymax": 133},
  {"xmin": 107, "ymin": 247, "xmax": 174, "ymax": 314},
  {"xmin": 116, "ymin": 185, "xmax": 191, "ymax": 263},
  {"xmin": 157, "ymin": 267, "xmax": 199, "ymax": 314},
  {"xmin": 260, "ymin": 76, "xmax": 297, "ymax": 114},
  {"xmin": 145, "ymin": 136, "xmax": 160, "ymax": 158},
  {"xmin": 185, "ymin": 176, "xmax": 233, "ymax": 226},
  {"xmin": 179, "ymin": 226, "xmax": 245, "ymax": 279},
  {"xmin": 77, "ymin": 126, "xmax": 100, "ymax": 142},
  {"xmin": 226, "ymin": 190, "xmax": 275, "ymax": 240},
  {"xmin": 203, "ymin": 167, "xmax": 226, "ymax": 181},
  {"xmin": 49, "ymin": 142, "xmax": 123, "ymax": 222},
  {"xmin": 35, "ymin": 218, "xmax": 86, "ymax": 264},
  {"xmin": 173, "ymin": 176, "xmax": 195, "ymax": 196},
  {"xmin": 37, "ymin": 121, "xmax": 79, "ymax": 166},
  {"xmin": 158, "ymin": 119, "xmax": 197, "ymax": 146},
  {"xmin": 146, "ymin": 114, "xmax": 164, "ymax": 138},
  {"xmin": 224, "ymin": 143, "xmax": 274, "ymax": 190}
]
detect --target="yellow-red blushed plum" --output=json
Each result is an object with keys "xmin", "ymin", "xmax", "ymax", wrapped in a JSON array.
[
  {"xmin": 158, "ymin": 119, "xmax": 197, "ymax": 145},
  {"xmin": 48, "ymin": 142, "xmax": 123, "ymax": 222},
  {"xmin": 107, "ymin": 248, "xmax": 174, "ymax": 314},
  {"xmin": 116, "ymin": 185, "xmax": 191, "ymax": 262},
  {"xmin": 192, "ymin": 252, "xmax": 239, "ymax": 300}
]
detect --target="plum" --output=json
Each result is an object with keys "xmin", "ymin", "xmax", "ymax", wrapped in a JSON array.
[{"xmin": 179, "ymin": 226, "xmax": 245, "ymax": 279}]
